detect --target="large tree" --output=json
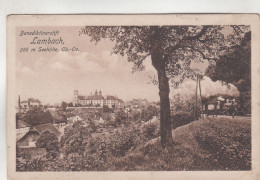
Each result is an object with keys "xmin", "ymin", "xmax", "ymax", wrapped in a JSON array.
[
  {"xmin": 80, "ymin": 25, "xmax": 247, "ymax": 147},
  {"xmin": 206, "ymin": 31, "xmax": 251, "ymax": 93},
  {"xmin": 206, "ymin": 31, "xmax": 251, "ymax": 113}
]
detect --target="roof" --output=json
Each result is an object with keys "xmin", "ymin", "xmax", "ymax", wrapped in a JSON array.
[
  {"xmin": 217, "ymin": 96, "xmax": 225, "ymax": 101},
  {"xmin": 79, "ymin": 94, "xmax": 104, "ymax": 100},
  {"xmin": 66, "ymin": 112, "xmax": 77, "ymax": 118},
  {"xmin": 118, "ymin": 99, "xmax": 124, "ymax": 103},
  {"xmin": 70, "ymin": 110, "xmax": 79, "ymax": 115},
  {"xmin": 48, "ymin": 110, "xmax": 67, "ymax": 123},
  {"xmin": 28, "ymin": 98, "xmax": 41, "ymax": 103},
  {"xmin": 86, "ymin": 95, "xmax": 104, "ymax": 100},
  {"xmin": 206, "ymin": 97, "xmax": 219, "ymax": 104},
  {"xmin": 78, "ymin": 96, "xmax": 86, "ymax": 100},
  {"xmin": 17, "ymin": 147, "xmax": 47, "ymax": 156},
  {"xmin": 78, "ymin": 113, "xmax": 89, "ymax": 120},
  {"xmin": 17, "ymin": 120, "xmax": 31, "ymax": 129},
  {"xmin": 20, "ymin": 101, "xmax": 28, "ymax": 104},
  {"xmin": 106, "ymin": 96, "xmax": 118, "ymax": 100},
  {"xmin": 77, "ymin": 114, "xmax": 87, "ymax": 120},
  {"xmin": 31, "ymin": 123, "xmax": 61, "ymax": 136}
]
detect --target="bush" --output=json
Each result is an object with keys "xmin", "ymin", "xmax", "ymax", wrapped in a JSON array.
[
  {"xmin": 106, "ymin": 127, "xmax": 142, "ymax": 157},
  {"xmin": 171, "ymin": 112, "xmax": 195, "ymax": 129},
  {"xmin": 103, "ymin": 105, "xmax": 113, "ymax": 113},
  {"xmin": 114, "ymin": 110, "xmax": 128, "ymax": 126},
  {"xmin": 140, "ymin": 105, "xmax": 158, "ymax": 122},
  {"xmin": 195, "ymin": 118, "xmax": 251, "ymax": 170},
  {"xmin": 142, "ymin": 123, "xmax": 160, "ymax": 140}
]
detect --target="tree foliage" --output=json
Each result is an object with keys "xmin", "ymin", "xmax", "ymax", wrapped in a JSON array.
[
  {"xmin": 206, "ymin": 31, "xmax": 251, "ymax": 93},
  {"xmin": 103, "ymin": 105, "xmax": 113, "ymax": 112},
  {"xmin": 36, "ymin": 130, "xmax": 59, "ymax": 159},
  {"xmin": 60, "ymin": 121, "xmax": 93, "ymax": 155},
  {"xmin": 171, "ymin": 93, "xmax": 201, "ymax": 114},
  {"xmin": 61, "ymin": 101, "xmax": 68, "ymax": 110},
  {"xmin": 80, "ymin": 26, "xmax": 247, "ymax": 85},
  {"xmin": 80, "ymin": 25, "xmax": 248, "ymax": 147},
  {"xmin": 114, "ymin": 110, "xmax": 127, "ymax": 126},
  {"xmin": 22, "ymin": 107, "xmax": 53, "ymax": 126},
  {"xmin": 140, "ymin": 105, "xmax": 158, "ymax": 122}
]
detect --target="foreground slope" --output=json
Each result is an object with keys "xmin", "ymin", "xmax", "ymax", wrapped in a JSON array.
[{"xmin": 111, "ymin": 117, "xmax": 251, "ymax": 170}]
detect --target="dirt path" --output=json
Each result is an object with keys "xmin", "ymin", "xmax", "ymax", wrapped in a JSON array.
[{"xmin": 204, "ymin": 115, "xmax": 251, "ymax": 121}]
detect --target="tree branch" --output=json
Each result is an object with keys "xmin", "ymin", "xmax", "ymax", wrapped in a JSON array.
[
  {"xmin": 183, "ymin": 26, "xmax": 208, "ymax": 41},
  {"xmin": 183, "ymin": 45, "xmax": 217, "ymax": 61},
  {"xmin": 166, "ymin": 26, "xmax": 209, "ymax": 54}
]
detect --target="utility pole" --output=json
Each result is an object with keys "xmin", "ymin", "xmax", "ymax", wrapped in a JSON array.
[{"xmin": 198, "ymin": 76, "xmax": 204, "ymax": 120}]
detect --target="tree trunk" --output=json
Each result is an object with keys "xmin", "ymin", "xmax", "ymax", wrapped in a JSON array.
[
  {"xmin": 194, "ymin": 75, "xmax": 198, "ymax": 119},
  {"xmin": 198, "ymin": 77, "xmax": 204, "ymax": 120},
  {"xmin": 151, "ymin": 52, "xmax": 173, "ymax": 148},
  {"xmin": 157, "ymin": 69, "xmax": 173, "ymax": 148},
  {"xmin": 150, "ymin": 26, "xmax": 173, "ymax": 148}
]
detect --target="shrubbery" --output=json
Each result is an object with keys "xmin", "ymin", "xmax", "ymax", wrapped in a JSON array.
[
  {"xmin": 17, "ymin": 116, "xmax": 251, "ymax": 171},
  {"xmin": 171, "ymin": 112, "xmax": 196, "ymax": 129},
  {"xmin": 142, "ymin": 123, "xmax": 160, "ymax": 140},
  {"xmin": 140, "ymin": 105, "xmax": 158, "ymax": 122},
  {"xmin": 106, "ymin": 127, "xmax": 142, "ymax": 157},
  {"xmin": 103, "ymin": 105, "xmax": 113, "ymax": 113},
  {"xmin": 194, "ymin": 118, "xmax": 251, "ymax": 170}
]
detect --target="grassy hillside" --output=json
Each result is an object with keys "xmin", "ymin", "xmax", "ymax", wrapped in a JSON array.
[
  {"xmin": 110, "ymin": 117, "xmax": 251, "ymax": 171},
  {"xmin": 18, "ymin": 117, "xmax": 251, "ymax": 171}
]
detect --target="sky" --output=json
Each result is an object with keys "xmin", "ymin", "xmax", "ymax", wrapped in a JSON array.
[{"xmin": 15, "ymin": 26, "xmax": 239, "ymax": 105}]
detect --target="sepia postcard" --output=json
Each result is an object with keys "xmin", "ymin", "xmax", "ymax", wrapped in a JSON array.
[{"xmin": 7, "ymin": 14, "xmax": 260, "ymax": 180}]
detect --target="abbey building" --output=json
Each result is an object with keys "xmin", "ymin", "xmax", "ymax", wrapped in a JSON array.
[{"xmin": 73, "ymin": 90, "xmax": 124, "ymax": 109}]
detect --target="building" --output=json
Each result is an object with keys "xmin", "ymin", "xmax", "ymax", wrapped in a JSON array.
[
  {"xmin": 67, "ymin": 114, "xmax": 92, "ymax": 127},
  {"xmin": 204, "ymin": 95, "xmax": 238, "ymax": 116},
  {"xmin": 28, "ymin": 98, "xmax": 41, "ymax": 107},
  {"xmin": 20, "ymin": 101, "xmax": 29, "ymax": 109},
  {"xmin": 17, "ymin": 123, "xmax": 61, "ymax": 147},
  {"xmin": 16, "ymin": 120, "xmax": 31, "ymax": 141},
  {"xmin": 72, "ymin": 90, "xmax": 125, "ymax": 109},
  {"xmin": 17, "ymin": 147, "xmax": 47, "ymax": 159},
  {"xmin": 104, "ymin": 95, "xmax": 118, "ymax": 108},
  {"xmin": 17, "ymin": 96, "xmax": 42, "ymax": 112},
  {"xmin": 48, "ymin": 110, "xmax": 67, "ymax": 128},
  {"xmin": 67, "ymin": 114, "xmax": 84, "ymax": 124}
]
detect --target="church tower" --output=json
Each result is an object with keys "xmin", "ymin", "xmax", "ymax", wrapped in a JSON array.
[
  {"xmin": 73, "ymin": 90, "xmax": 78, "ymax": 106},
  {"xmin": 99, "ymin": 89, "xmax": 102, "ymax": 95},
  {"xmin": 18, "ymin": 95, "xmax": 21, "ymax": 114}
]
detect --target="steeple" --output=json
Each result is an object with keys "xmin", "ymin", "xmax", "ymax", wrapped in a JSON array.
[
  {"xmin": 18, "ymin": 95, "xmax": 20, "ymax": 106},
  {"xmin": 95, "ymin": 89, "xmax": 98, "ymax": 95},
  {"xmin": 73, "ymin": 90, "xmax": 79, "ymax": 106},
  {"xmin": 99, "ymin": 89, "xmax": 102, "ymax": 95},
  {"xmin": 18, "ymin": 95, "xmax": 21, "ymax": 114}
]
